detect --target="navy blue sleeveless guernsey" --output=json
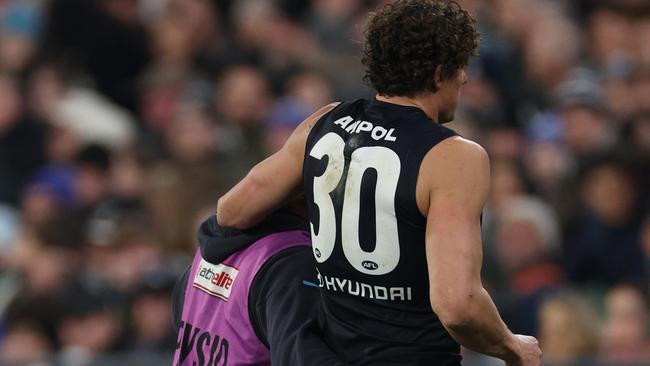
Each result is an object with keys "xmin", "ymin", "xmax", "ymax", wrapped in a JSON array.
[{"xmin": 303, "ymin": 98, "xmax": 461, "ymax": 365}]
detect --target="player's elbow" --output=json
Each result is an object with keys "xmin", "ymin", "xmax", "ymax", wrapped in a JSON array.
[
  {"xmin": 216, "ymin": 196, "xmax": 236, "ymax": 228},
  {"xmin": 217, "ymin": 196, "xmax": 256, "ymax": 229},
  {"xmin": 431, "ymin": 289, "xmax": 478, "ymax": 330},
  {"xmin": 437, "ymin": 307, "xmax": 473, "ymax": 331},
  {"xmin": 216, "ymin": 167, "xmax": 267, "ymax": 229}
]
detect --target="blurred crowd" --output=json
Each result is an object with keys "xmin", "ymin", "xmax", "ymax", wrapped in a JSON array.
[{"xmin": 0, "ymin": 0, "xmax": 648, "ymax": 365}]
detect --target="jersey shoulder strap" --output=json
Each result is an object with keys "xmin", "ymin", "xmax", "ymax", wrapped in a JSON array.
[{"xmin": 305, "ymin": 99, "xmax": 364, "ymax": 146}]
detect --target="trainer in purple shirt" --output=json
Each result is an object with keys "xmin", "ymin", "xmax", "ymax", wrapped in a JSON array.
[{"xmin": 172, "ymin": 209, "xmax": 346, "ymax": 366}]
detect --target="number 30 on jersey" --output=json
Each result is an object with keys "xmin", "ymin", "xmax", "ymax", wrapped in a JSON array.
[{"xmin": 309, "ymin": 132, "xmax": 401, "ymax": 275}]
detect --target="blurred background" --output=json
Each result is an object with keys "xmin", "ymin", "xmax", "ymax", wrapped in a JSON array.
[{"xmin": 0, "ymin": 0, "xmax": 648, "ymax": 365}]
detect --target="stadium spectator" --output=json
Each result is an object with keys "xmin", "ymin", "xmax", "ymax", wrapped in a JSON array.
[
  {"xmin": 56, "ymin": 281, "xmax": 125, "ymax": 366},
  {"xmin": 600, "ymin": 284, "xmax": 650, "ymax": 364},
  {"xmin": 0, "ymin": 1, "xmax": 41, "ymax": 74},
  {"xmin": 128, "ymin": 269, "xmax": 177, "ymax": 352},
  {"xmin": 490, "ymin": 196, "xmax": 564, "ymax": 335},
  {"xmin": 0, "ymin": 301, "xmax": 55, "ymax": 365},
  {"xmin": 0, "ymin": 73, "xmax": 47, "ymax": 206},
  {"xmin": 538, "ymin": 292, "xmax": 601, "ymax": 366},
  {"xmin": 564, "ymin": 156, "xmax": 645, "ymax": 287}
]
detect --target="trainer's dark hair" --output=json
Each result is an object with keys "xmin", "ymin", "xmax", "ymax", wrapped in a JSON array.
[{"xmin": 362, "ymin": 0, "xmax": 479, "ymax": 97}]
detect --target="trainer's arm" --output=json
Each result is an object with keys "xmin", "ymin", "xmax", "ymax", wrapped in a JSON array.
[
  {"xmin": 217, "ymin": 103, "xmax": 339, "ymax": 229},
  {"xmin": 423, "ymin": 138, "xmax": 522, "ymax": 363}
]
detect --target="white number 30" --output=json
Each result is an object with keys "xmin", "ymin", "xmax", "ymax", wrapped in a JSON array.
[{"xmin": 308, "ymin": 132, "xmax": 401, "ymax": 275}]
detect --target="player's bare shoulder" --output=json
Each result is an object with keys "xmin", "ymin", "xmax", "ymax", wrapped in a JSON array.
[
  {"xmin": 283, "ymin": 102, "xmax": 341, "ymax": 156},
  {"xmin": 302, "ymin": 102, "xmax": 341, "ymax": 133},
  {"xmin": 417, "ymin": 136, "xmax": 490, "ymax": 214},
  {"xmin": 428, "ymin": 136, "xmax": 488, "ymax": 167}
]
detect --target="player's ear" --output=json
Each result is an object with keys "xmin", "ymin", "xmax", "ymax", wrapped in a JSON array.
[{"xmin": 433, "ymin": 65, "xmax": 443, "ymax": 89}]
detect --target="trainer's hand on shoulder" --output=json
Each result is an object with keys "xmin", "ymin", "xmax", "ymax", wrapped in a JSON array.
[{"xmin": 505, "ymin": 335, "xmax": 542, "ymax": 366}]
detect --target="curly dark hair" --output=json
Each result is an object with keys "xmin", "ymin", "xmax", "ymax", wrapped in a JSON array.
[{"xmin": 362, "ymin": 0, "xmax": 479, "ymax": 97}]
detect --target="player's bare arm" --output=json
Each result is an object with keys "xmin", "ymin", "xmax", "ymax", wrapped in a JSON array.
[
  {"xmin": 419, "ymin": 136, "xmax": 542, "ymax": 366},
  {"xmin": 217, "ymin": 103, "xmax": 339, "ymax": 229}
]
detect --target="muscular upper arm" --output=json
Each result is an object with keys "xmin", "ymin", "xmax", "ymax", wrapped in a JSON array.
[
  {"xmin": 420, "ymin": 137, "xmax": 490, "ymax": 315},
  {"xmin": 217, "ymin": 103, "xmax": 340, "ymax": 228}
]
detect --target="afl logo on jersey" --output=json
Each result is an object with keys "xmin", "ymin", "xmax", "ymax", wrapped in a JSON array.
[{"xmin": 362, "ymin": 260, "xmax": 378, "ymax": 270}]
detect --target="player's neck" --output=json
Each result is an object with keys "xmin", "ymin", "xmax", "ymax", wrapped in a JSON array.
[{"xmin": 375, "ymin": 94, "xmax": 440, "ymax": 122}]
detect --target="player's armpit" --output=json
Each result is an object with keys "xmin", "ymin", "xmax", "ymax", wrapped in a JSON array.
[{"xmin": 217, "ymin": 103, "xmax": 340, "ymax": 229}]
